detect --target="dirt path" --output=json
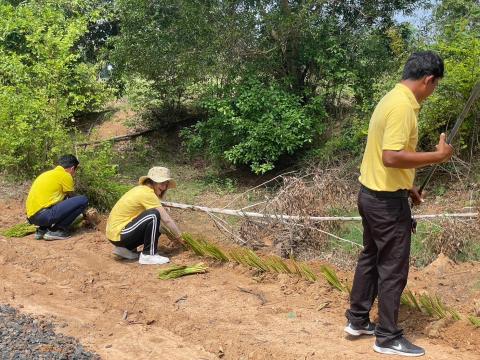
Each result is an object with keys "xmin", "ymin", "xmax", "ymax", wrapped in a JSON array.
[{"xmin": 0, "ymin": 198, "xmax": 479, "ymax": 360}]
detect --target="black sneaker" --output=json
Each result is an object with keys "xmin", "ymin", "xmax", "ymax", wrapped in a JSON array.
[
  {"xmin": 373, "ymin": 337, "xmax": 425, "ymax": 357},
  {"xmin": 44, "ymin": 229, "xmax": 71, "ymax": 240},
  {"xmin": 344, "ymin": 321, "xmax": 376, "ymax": 336},
  {"xmin": 34, "ymin": 228, "xmax": 47, "ymax": 240}
]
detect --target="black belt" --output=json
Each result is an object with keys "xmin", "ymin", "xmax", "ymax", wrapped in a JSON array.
[{"xmin": 360, "ymin": 185, "xmax": 409, "ymax": 199}]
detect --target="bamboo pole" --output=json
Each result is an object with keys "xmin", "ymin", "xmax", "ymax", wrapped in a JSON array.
[{"xmin": 162, "ymin": 201, "xmax": 478, "ymax": 222}]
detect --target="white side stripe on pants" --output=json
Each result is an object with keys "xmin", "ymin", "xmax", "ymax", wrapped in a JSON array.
[{"xmin": 120, "ymin": 213, "xmax": 158, "ymax": 255}]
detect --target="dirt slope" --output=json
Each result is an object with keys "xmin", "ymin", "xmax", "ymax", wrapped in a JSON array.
[{"xmin": 0, "ymin": 196, "xmax": 479, "ymax": 360}]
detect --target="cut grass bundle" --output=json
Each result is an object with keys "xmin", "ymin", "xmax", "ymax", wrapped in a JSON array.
[
  {"xmin": 401, "ymin": 289, "xmax": 422, "ymax": 312},
  {"xmin": 182, "ymin": 233, "xmax": 228, "ymax": 261},
  {"xmin": 401, "ymin": 290, "xmax": 460, "ymax": 320},
  {"xmin": 418, "ymin": 293, "xmax": 461, "ymax": 320},
  {"xmin": 182, "ymin": 233, "xmax": 318, "ymax": 281},
  {"xmin": 158, "ymin": 263, "xmax": 208, "ymax": 280},
  {"xmin": 228, "ymin": 248, "xmax": 269, "ymax": 271},
  {"xmin": 468, "ymin": 315, "xmax": 480, "ymax": 328},
  {"xmin": 1, "ymin": 223, "xmax": 36, "ymax": 237},
  {"xmin": 319, "ymin": 265, "xmax": 348, "ymax": 292},
  {"xmin": 290, "ymin": 256, "xmax": 317, "ymax": 282},
  {"xmin": 264, "ymin": 255, "xmax": 292, "ymax": 274}
]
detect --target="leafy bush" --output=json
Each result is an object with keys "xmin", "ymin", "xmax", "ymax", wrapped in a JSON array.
[
  {"xmin": 75, "ymin": 144, "xmax": 129, "ymax": 211},
  {"xmin": 420, "ymin": 18, "xmax": 480, "ymax": 150},
  {"xmin": 0, "ymin": 0, "xmax": 111, "ymax": 176},
  {"xmin": 182, "ymin": 78, "xmax": 326, "ymax": 174}
]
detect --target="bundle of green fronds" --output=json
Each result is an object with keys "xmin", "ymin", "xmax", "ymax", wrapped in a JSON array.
[
  {"xmin": 290, "ymin": 256, "xmax": 317, "ymax": 282},
  {"xmin": 182, "ymin": 233, "xmax": 228, "ymax": 261},
  {"xmin": 228, "ymin": 248, "xmax": 269, "ymax": 271},
  {"xmin": 468, "ymin": 315, "xmax": 480, "ymax": 327},
  {"xmin": 401, "ymin": 289, "xmax": 422, "ymax": 312},
  {"xmin": 319, "ymin": 265, "xmax": 348, "ymax": 292},
  {"xmin": 182, "ymin": 233, "xmax": 317, "ymax": 281},
  {"xmin": 418, "ymin": 293, "xmax": 461, "ymax": 320},
  {"xmin": 0, "ymin": 223, "xmax": 36, "ymax": 238},
  {"xmin": 264, "ymin": 256, "xmax": 292, "ymax": 274},
  {"xmin": 158, "ymin": 263, "xmax": 208, "ymax": 280},
  {"xmin": 401, "ymin": 290, "xmax": 460, "ymax": 320}
]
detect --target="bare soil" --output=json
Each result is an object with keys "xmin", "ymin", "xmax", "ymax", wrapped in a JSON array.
[{"xmin": 1, "ymin": 193, "xmax": 479, "ymax": 360}]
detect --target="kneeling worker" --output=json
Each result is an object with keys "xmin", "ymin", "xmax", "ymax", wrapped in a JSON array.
[
  {"xmin": 26, "ymin": 154, "xmax": 88, "ymax": 240},
  {"xmin": 106, "ymin": 166, "xmax": 183, "ymax": 265}
]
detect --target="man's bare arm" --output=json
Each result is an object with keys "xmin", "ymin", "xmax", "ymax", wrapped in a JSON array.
[{"xmin": 383, "ymin": 133, "xmax": 453, "ymax": 169}]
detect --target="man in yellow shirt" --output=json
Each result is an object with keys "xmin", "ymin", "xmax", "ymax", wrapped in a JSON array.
[
  {"xmin": 106, "ymin": 166, "xmax": 182, "ymax": 265},
  {"xmin": 26, "ymin": 154, "xmax": 88, "ymax": 240},
  {"xmin": 344, "ymin": 52, "xmax": 453, "ymax": 357}
]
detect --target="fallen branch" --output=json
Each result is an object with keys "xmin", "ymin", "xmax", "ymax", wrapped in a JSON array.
[{"xmin": 77, "ymin": 127, "xmax": 157, "ymax": 146}]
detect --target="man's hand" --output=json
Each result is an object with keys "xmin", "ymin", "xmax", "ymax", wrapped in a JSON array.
[
  {"xmin": 409, "ymin": 185, "xmax": 424, "ymax": 206},
  {"xmin": 435, "ymin": 133, "xmax": 454, "ymax": 163}
]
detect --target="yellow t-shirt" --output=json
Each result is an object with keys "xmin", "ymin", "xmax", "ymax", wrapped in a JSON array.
[
  {"xmin": 359, "ymin": 83, "xmax": 420, "ymax": 191},
  {"xmin": 26, "ymin": 166, "xmax": 74, "ymax": 218},
  {"xmin": 106, "ymin": 185, "xmax": 161, "ymax": 241}
]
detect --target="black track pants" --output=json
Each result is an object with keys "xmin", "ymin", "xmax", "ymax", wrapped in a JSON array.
[{"xmin": 114, "ymin": 208, "xmax": 161, "ymax": 255}]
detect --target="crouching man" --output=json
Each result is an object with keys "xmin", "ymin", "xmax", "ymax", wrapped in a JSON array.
[{"xmin": 26, "ymin": 154, "xmax": 88, "ymax": 240}]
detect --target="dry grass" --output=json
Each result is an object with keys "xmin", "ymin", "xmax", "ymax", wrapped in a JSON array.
[
  {"xmin": 421, "ymin": 217, "xmax": 480, "ymax": 262},
  {"xmin": 234, "ymin": 166, "xmax": 357, "ymax": 261}
]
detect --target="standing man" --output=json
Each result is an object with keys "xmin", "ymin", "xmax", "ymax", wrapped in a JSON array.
[
  {"xmin": 344, "ymin": 51, "xmax": 453, "ymax": 357},
  {"xmin": 26, "ymin": 154, "xmax": 88, "ymax": 240}
]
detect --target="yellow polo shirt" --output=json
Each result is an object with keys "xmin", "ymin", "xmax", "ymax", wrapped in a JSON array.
[
  {"xmin": 106, "ymin": 185, "xmax": 161, "ymax": 241},
  {"xmin": 26, "ymin": 166, "xmax": 74, "ymax": 218},
  {"xmin": 359, "ymin": 83, "xmax": 420, "ymax": 191}
]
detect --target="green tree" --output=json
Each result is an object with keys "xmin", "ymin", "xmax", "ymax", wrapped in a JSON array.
[
  {"xmin": 419, "ymin": 0, "xmax": 480, "ymax": 150},
  {"xmin": 0, "ymin": 0, "xmax": 111, "ymax": 175},
  {"xmin": 112, "ymin": 0, "xmax": 419, "ymax": 172}
]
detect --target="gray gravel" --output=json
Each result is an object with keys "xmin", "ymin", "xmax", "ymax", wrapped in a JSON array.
[{"xmin": 0, "ymin": 304, "xmax": 100, "ymax": 360}]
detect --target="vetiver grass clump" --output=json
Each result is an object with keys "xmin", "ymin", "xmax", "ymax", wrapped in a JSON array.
[
  {"xmin": 401, "ymin": 289, "xmax": 460, "ymax": 320},
  {"xmin": 181, "ymin": 233, "xmax": 317, "ymax": 282},
  {"xmin": 1, "ymin": 223, "xmax": 36, "ymax": 237},
  {"xmin": 158, "ymin": 263, "xmax": 208, "ymax": 280},
  {"xmin": 468, "ymin": 315, "xmax": 480, "ymax": 327}
]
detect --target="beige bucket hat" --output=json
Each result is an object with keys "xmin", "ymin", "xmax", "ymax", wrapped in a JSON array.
[{"xmin": 138, "ymin": 167, "xmax": 176, "ymax": 189}]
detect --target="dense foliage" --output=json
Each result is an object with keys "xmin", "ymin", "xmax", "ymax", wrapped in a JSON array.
[
  {"xmin": 112, "ymin": 0, "xmax": 418, "ymax": 171},
  {"xmin": 0, "ymin": 0, "xmax": 110, "ymax": 175},
  {"xmin": 183, "ymin": 77, "xmax": 325, "ymax": 173},
  {"xmin": 0, "ymin": 0, "xmax": 478, "ymax": 184}
]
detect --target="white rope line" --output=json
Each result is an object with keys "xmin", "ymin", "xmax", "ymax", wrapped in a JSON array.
[{"xmin": 162, "ymin": 201, "xmax": 478, "ymax": 222}]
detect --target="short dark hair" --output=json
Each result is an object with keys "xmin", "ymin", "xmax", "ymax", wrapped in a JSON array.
[
  {"xmin": 57, "ymin": 154, "xmax": 79, "ymax": 169},
  {"xmin": 402, "ymin": 51, "xmax": 444, "ymax": 80}
]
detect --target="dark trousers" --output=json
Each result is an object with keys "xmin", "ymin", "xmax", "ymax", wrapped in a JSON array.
[
  {"xmin": 29, "ymin": 195, "xmax": 89, "ymax": 231},
  {"xmin": 113, "ymin": 209, "xmax": 161, "ymax": 255},
  {"xmin": 346, "ymin": 187, "xmax": 412, "ymax": 346}
]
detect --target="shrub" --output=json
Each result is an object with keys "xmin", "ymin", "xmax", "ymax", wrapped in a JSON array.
[
  {"xmin": 75, "ymin": 144, "xmax": 129, "ymax": 211},
  {"xmin": 182, "ymin": 77, "xmax": 326, "ymax": 174}
]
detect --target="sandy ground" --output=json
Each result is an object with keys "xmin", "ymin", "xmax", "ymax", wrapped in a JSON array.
[{"xmin": 0, "ymin": 195, "xmax": 479, "ymax": 360}]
